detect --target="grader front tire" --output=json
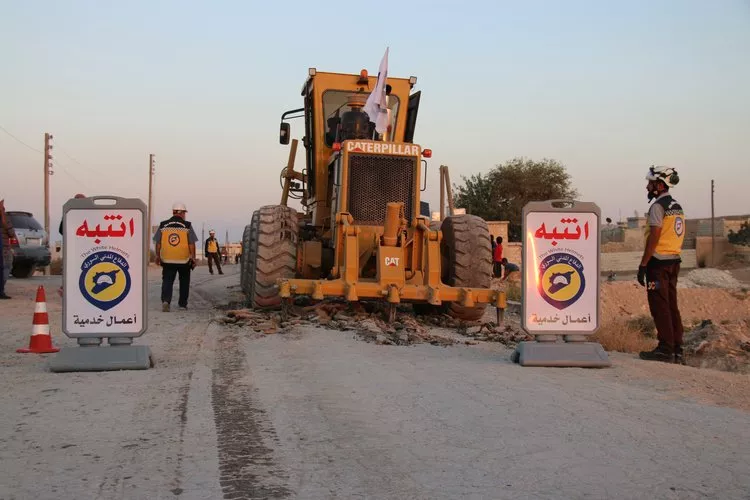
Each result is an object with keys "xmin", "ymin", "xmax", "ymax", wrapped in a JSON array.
[
  {"xmin": 240, "ymin": 222, "xmax": 252, "ymax": 294},
  {"xmin": 440, "ymin": 214, "xmax": 493, "ymax": 321},
  {"xmin": 249, "ymin": 205, "xmax": 298, "ymax": 309}
]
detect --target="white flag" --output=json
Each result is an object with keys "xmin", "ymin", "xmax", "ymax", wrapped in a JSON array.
[{"xmin": 363, "ymin": 47, "xmax": 390, "ymax": 135}]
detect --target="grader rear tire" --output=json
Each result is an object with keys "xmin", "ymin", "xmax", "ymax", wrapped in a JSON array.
[
  {"xmin": 440, "ymin": 214, "xmax": 493, "ymax": 321},
  {"xmin": 248, "ymin": 205, "xmax": 298, "ymax": 309}
]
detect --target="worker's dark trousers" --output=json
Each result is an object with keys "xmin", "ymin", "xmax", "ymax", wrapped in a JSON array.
[
  {"xmin": 0, "ymin": 240, "xmax": 5, "ymax": 296},
  {"xmin": 493, "ymin": 261, "xmax": 503, "ymax": 278},
  {"xmin": 646, "ymin": 260, "xmax": 683, "ymax": 351},
  {"xmin": 207, "ymin": 252, "xmax": 223, "ymax": 274},
  {"xmin": 162, "ymin": 263, "xmax": 191, "ymax": 307}
]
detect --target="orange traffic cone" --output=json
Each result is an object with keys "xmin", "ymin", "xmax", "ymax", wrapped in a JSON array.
[{"xmin": 17, "ymin": 286, "xmax": 60, "ymax": 354}]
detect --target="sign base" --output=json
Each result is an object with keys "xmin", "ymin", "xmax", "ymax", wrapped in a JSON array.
[
  {"xmin": 512, "ymin": 341, "xmax": 611, "ymax": 368},
  {"xmin": 48, "ymin": 345, "xmax": 153, "ymax": 372}
]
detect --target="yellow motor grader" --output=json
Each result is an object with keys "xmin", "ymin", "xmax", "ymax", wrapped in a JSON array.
[{"xmin": 240, "ymin": 67, "xmax": 505, "ymax": 321}]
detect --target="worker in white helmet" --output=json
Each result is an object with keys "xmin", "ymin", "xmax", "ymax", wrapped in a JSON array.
[
  {"xmin": 153, "ymin": 202, "xmax": 198, "ymax": 311},
  {"xmin": 204, "ymin": 229, "xmax": 223, "ymax": 275},
  {"xmin": 637, "ymin": 166, "xmax": 686, "ymax": 364}
]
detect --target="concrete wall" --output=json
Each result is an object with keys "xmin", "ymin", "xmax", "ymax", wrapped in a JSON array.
[
  {"xmin": 725, "ymin": 218, "xmax": 750, "ymax": 236},
  {"xmin": 486, "ymin": 221, "xmax": 509, "ymax": 244},
  {"xmin": 499, "ymin": 244, "xmax": 698, "ymax": 273},
  {"xmin": 601, "ymin": 228, "xmax": 648, "ymax": 252},
  {"xmin": 504, "ymin": 242, "xmax": 522, "ymax": 266},
  {"xmin": 600, "ymin": 250, "xmax": 697, "ymax": 272},
  {"xmin": 695, "ymin": 236, "xmax": 736, "ymax": 267}
]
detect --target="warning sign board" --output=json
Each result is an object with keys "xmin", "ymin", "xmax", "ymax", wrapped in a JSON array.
[
  {"xmin": 522, "ymin": 201, "xmax": 600, "ymax": 335},
  {"xmin": 62, "ymin": 196, "xmax": 148, "ymax": 338}
]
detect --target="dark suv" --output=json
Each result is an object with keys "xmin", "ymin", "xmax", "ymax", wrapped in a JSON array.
[{"xmin": 6, "ymin": 211, "xmax": 51, "ymax": 278}]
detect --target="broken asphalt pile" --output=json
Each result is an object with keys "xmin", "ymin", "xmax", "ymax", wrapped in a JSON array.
[
  {"xmin": 215, "ymin": 299, "xmax": 530, "ymax": 348},
  {"xmin": 683, "ymin": 319, "xmax": 750, "ymax": 374}
]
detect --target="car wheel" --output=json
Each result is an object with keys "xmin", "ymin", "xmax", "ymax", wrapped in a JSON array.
[{"xmin": 12, "ymin": 261, "xmax": 35, "ymax": 279}]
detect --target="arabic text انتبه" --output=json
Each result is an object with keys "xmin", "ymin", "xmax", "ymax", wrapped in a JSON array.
[
  {"xmin": 534, "ymin": 219, "xmax": 590, "ymax": 243},
  {"xmin": 72, "ymin": 314, "xmax": 137, "ymax": 327},
  {"xmin": 76, "ymin": 215, "xmax": 135, "ymax": 244}
]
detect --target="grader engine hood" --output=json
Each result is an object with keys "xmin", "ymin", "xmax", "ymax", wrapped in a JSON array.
[{"xmin": 341, "ymin": 140, "xmax": 422, "ymax": 226}]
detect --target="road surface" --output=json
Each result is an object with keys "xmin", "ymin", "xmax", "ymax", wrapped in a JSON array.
[{"xmin": 1, "ymin": 266, "xmax": 749, "ymax": 499}]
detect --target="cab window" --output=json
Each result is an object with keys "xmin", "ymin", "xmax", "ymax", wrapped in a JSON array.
[{"xmin": 322, "ymin": 90, "xmax": 400, "ymax": 146}]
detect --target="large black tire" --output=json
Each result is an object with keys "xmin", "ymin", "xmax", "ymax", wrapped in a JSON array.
[
  {"xmin": 12, "ymin": 261, "xmax": 35, "ymax": 279},
  {"xmin": 242, "ymin": 211, "xmax": 260, "ymax": 298},
  {"xmin": 248, "ymin": 205, "xmax": 298, "ymax": 308},
  {"xmin": 440, "ymin": 214, "xmax": 492, "ymax": 321},
  {"xmin": 239, "ymin": 222, "xmax": 253, "ymax": 294}
]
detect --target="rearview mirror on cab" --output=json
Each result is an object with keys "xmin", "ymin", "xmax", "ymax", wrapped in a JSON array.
[{"xmin": 280, "ymin": 122, "xmax": 290, "ymax": 145}]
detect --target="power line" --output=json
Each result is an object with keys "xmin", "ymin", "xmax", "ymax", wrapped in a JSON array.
[
  {"xmin": 0, "ymin": 124, "xmax": 44, "ymax": 154},
  {"xmin": 1, "ymin": 127, "xmax": 145, "ymax": 195},
  {"xmin": 53, "ymin": 157, "xmax": 96, "ymax": 193},
  {"xmin": 56, "ymin": 145, "xmax": 99, "ymax": 174},
  {"xmin": 55, "ymin": 141, "xmax": 144, "ymax": 194}
]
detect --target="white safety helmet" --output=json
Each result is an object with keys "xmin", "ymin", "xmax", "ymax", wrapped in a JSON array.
[
  {"xmin": 172, "ymin": 202, "xmax": 187, "ymax": 212},
  {"xmin": 645, "ymin": 165, "xmax": 679, "ymax": 188},
  {"xmin": 209, "ymin": 229, "xmax": 215, "ymax": 234}
]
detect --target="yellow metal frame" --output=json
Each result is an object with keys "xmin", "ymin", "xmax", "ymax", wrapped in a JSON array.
[{"xmin": 278, "ymin": 213, "xmax": 507, "ymax": 311}]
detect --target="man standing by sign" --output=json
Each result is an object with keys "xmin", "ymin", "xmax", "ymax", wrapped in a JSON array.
[
  {"xmin": 0, "ymin": 199, "xmax": 17, "ymax": 299},
  {"xmin": 637, "ymin": 166, "xmax": 686, "ymax": 364},
  {"xmin": 154, "ymin": 202, "xmax": 198, "ymax": 312},
  {"xmin": 204, "ymin": 229, "xmax": 223, "ymax": 275}
]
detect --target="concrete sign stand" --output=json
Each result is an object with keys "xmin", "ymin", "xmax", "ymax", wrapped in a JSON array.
[
  {"xmin": 49, "ymin": 196, "xmax": 153, "ymax": 372},
  {"xmin": 512, "ymin": 200, "xmax": 611, "ymax": 367}
]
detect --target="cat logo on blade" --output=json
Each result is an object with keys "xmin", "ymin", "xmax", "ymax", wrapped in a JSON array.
[
  {"xmin": 79, "ymin": 251, "xmax": 131, "ymax": 311},
  {"xmin": 385, "ymin": 257, "xmax": 400, "ymax": 267},
  {"xmin": 537, "ymin": 252, "xmax": 585, "ymax": 310}
]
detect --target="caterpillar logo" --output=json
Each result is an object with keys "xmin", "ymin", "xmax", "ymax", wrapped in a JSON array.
[{"xmin": 385, "ymin": 257, "xmax": 400, "ymax": 267}]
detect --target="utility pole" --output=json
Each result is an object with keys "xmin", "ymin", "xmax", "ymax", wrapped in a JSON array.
[
  {"xmin": 44, "ymin": 133, "xmax": 53, "ymax": 275},
  {"xmin": 148, "ymin": 154, "xmax": 155, "ymax": 256},
  {"xmin": 439, "ymin": 166, "xmax": 445, "ymax": 220},
  {"xmin": 225, "ymin": 229, "xmax": 230, "ymax": 264},
  {"xmin": 711, "ymin": 179, "xmax": 715, "ymax": 267},
  {"xmin": 443, "ymin": 166, "xmax": 455, "ymax": 216},
  {"xmin": 201, "ymin": 223, "xmax": 205, "ymax": 262}
]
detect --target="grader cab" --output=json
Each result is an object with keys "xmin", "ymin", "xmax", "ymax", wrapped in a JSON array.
[{"xmin": 240, "ymin": 67, "xmax": 505, "ymax": 321}]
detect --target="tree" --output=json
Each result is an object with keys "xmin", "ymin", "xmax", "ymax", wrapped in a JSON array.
[
  {"xmin": 728, "ymin": 221, "xmax": 750, "ymax": 246},
  {"xmin": 453, "ymin": 157, "xmax": 578, "ymax": 241}
]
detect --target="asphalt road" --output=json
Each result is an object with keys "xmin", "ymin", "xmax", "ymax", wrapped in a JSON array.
[{"xmin": 1, "ymin": 266, "xmax": 749, "ymax": 500}]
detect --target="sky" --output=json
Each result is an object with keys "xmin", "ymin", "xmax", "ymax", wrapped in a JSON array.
[{"xmin": 1, "ymin": 0, "xmax": 749, "ymax": 244}]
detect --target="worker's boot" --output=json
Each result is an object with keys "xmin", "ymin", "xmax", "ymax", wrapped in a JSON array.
[
  {"xmin": 673, "ymin": 345, "xmax": 685, "ymax": 365},
  {"xmin": 639, "ymin": 343, "xmax": 673, "ymax": 363}
]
